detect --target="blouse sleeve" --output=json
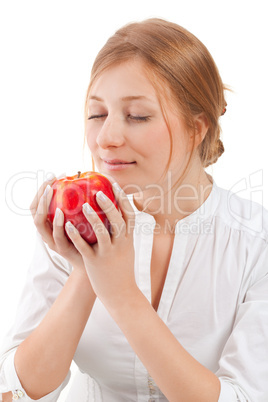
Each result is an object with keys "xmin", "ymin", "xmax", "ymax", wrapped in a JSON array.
[
  {"xmin": 0, "ymin": 231, "xmax": 72, "ymax": 401},
  {"xmin": 216, "ymin": 243, "xmax": 268, "ymax": 402}
]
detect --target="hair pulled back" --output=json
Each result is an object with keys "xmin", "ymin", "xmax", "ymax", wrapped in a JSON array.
[{"xmin": 86, "ymin": 18, "xmax": 227, "ymax": 168}]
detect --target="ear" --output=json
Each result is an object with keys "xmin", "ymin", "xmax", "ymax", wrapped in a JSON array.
[{"xmin": 188, "ymin": 113, "xmax": 209, "ymax": 151}]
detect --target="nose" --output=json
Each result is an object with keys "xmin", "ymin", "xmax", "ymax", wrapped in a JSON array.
[{"xmin": 96, "ymin": 116, "xmax": 125, "ymax": 149}]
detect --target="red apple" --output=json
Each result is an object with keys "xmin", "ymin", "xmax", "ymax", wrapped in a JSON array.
[{"xmin": 47, "ymin": 171, "xmax": 118, "ymax": 244}]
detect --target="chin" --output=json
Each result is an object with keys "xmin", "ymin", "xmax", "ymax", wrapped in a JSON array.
[{"xmin": 94, "ymin": 170, "xmax": 137, "ymax": 194}]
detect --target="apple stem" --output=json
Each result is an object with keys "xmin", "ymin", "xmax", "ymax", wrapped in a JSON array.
[{"xmin": 77, "ymin": 171, "xmax": 81, "ymax": 178}]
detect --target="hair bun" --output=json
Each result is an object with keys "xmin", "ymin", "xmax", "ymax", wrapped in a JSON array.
[
  {"xmin": 202, "ymin": 137, "xmax": 225, "ymax": 168},
  {"xmin": 217, "ymin": 138, "xmax": 224, "ymax": 156}
]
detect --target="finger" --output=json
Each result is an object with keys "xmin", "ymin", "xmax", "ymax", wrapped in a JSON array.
[
  {"xmin": 30, "ymin": 176, "xmax": 57, "ymax": 218},
  {"xmin": 65, "ymin": 221, "xmax": 93, "ymax": 258},
  {"xmin": 33, "ymin": 185, "xmax": 55, "ymax": 249},
  {"xmin": 53, "ymin": 208, "xmax": 83, "ymax": 262},
  {"xmin": 112, "ymin": 183, "xmax": 136, "ymax": 236},
  {"xmin": 53, "ymin": 208, "xmax": 71, "ymax": 250},
  {"xmin": 82, "ymin": 201, "xmax": 112, "ymax": 248},
  {"xmin": 94, "ymin": 191, "xmax": 126, "ymax": 240}
]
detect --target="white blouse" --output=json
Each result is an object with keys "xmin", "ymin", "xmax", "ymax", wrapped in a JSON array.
[{"xmin": 0, "ymin": 180, "xmax": 268, "ymax": 401}]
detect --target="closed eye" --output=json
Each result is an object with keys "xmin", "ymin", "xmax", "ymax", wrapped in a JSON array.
[
  {"xmin": 88, "ymin": 114, "xmax": 107, "ymax": 120},
  {"xmin": 128, "ymin": 115, "xmax": 151, "ymax": 122},
  {"xmin": 88, "ymin": 114, "xmax": 151, "ymax": 122}
]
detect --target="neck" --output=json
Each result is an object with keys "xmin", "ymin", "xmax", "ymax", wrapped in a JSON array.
[{"xmin": 133, "ymin": 167, "xmax": 213, "ymax": 235}]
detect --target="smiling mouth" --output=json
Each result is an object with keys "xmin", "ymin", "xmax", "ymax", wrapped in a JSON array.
[
  {"xmin": 102, "ymin": 160, "xmax": 137, "ymax": 171},
  {"xmin": 104, "ymin": 160, "xmax": 136, "ymax": 165}
]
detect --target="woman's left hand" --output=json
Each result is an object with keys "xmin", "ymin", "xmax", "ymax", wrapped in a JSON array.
[{"xmin": 65, "ymin": 183, "xmax": 138, "ymax": 308}]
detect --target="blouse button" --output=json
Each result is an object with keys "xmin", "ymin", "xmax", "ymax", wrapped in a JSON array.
[
  {"xmin": 17, "ymin": 390, "xmax": 24, "ymax": 397},
  {"xmin": 12, "ymin": 394, "xmax": 19, "ymax": 400}
]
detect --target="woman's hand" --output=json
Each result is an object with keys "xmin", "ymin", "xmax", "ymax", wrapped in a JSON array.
[
  {"xmin": 65, "ymin": 183, "xmax": 138, "ymax": 308},
  {"xmin": 30, "ymin": 176, "xmax": 84, "ymax": 270}
]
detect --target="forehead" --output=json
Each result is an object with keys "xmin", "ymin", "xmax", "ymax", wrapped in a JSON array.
[
  {"xmin": 89, "ymin": 59, "xmax": 161, "ymax": 101},
  {"xmin": 88, "ymin": 59, "xmax": 182, "ymax": 122}
]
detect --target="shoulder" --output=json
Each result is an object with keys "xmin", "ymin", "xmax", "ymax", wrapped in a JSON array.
[
  {"xmin": 214, "ymin": 184, "xmax": 268, "ymax": 243},
  {"xmin": 211, "ymin": 184, "xmax": 268, "ymax": 282}
]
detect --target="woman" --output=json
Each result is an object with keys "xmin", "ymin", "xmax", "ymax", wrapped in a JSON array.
[{"xmin": 1, "ymin": 18, "xmax": 267, "ymax": 402}]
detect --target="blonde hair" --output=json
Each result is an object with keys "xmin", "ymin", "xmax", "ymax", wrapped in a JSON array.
[{"xmin": 85, "ymin": 18, "xmax": 227, "ymax": 173}]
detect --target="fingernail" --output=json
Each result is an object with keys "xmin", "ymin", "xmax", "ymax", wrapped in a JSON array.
[
  {"xmin": 112, "ymin": 182, "xmax": 122, "ymax": 192},
  {"xmin": 46, "ymin": 172, "xmax": 56, "ymax": 181},
  {"xmin": 55, "ymin": 208, "xmax": 64, "ymax": 226},
  {"xmin": 82, "ymin": 202, "xmax": 94, "ymax": 214},
  {"xmin": 57, "ymin": 172, "xmax": 66, "ymax": 180},
  {"xmin": 43, "ymin": 184, "xmax": 51, "ymax": 197},
  {"xmin": 96, "ymin": 191, "xmax": 108, "ymax": 202},
  {"xmin": 65, "ymin": 221, "xmax": 77, "ymax": 233}
]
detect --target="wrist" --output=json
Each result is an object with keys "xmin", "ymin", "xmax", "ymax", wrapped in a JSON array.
[
  {"xmin": 107, "ymin": 286, "xmax": 149, "ymax": 321},
  {"xmin": 68, "ymin": 269, "xmax": 96, "ymax": 301}
]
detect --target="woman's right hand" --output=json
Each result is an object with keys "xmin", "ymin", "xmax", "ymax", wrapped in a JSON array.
[
  {"xmin": 30, "ymin": 177, "xmax": 85, "ymax": 271},
  {"xmin": 15, "ymin": 178, "xmax": 95, "ymax": 400}
]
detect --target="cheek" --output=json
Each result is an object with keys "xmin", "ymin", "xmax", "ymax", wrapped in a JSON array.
[
  {"xmin": 86, "ymin": 134, "xmax": 93, "ymax": 151},
  {"xmin": 86, "ymin": 125, "xmax": 97, "ymax": 153},
  {"xmin": 144, "ymin": 124, "xmax": 172, "ymax": 161}
]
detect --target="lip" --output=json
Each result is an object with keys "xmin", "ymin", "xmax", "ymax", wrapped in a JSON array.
[
  {"xmin": 102, "ymin": 159, "xmax": 136, "ymax": 171},
  {"xmin": 103, "ymin": 159, "xmax": 135, "ymax": 164}
]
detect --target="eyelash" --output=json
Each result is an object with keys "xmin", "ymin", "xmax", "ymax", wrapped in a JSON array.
[
  {"xmin": 88, "ymin": 114, "xmax": 151, "ymax": 122},
  {"xmin": 88, "ymin": 114, "xmax": 106, "ymax": 120},
  {"xmin": 129, "ymin": 115, "xmax": 151, "ymax": 122}
]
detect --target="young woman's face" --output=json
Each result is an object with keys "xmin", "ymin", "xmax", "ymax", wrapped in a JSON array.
[{"xmin": 86, "ymin": 59, "xmax": 192, "ymax": 193}]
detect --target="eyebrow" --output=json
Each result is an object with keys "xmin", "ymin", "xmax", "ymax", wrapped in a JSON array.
[{"xmin": 89, "ymin": 95, "xmax": 151, "ymax": 102}]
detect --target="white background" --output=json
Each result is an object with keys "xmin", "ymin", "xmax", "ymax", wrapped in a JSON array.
[{"xmin": 1, "ymin": 0, "xmax": 267, "ymax": 399}]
